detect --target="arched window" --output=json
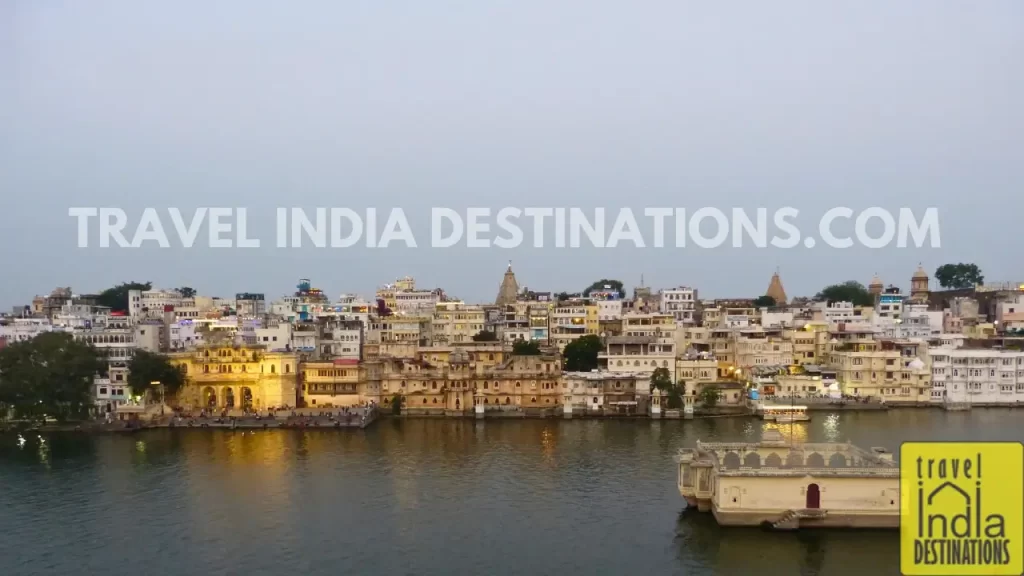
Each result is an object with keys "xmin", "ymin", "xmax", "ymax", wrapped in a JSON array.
[
  {"xmin": 806, "ymin": 453, "xmax": 825, "ymax": 467},
  {"xmin": 203, "ymin": 365, "xmax": 209, "ymax": 373},
  {"xmin": 722, "ymin": 452, "xmax": 741, "ymax": 469},
  {"xmin": 829, "ymin": 453, "xmax": 848, "ymax": 468},
  {"xmin": 743, "ymin": 453, "xmax": 761, "ymax": 468},
  {"xmin": 765, "ymin": 453, "xmax": 782, "ymax": 467},
  {"xmin": 285, "ymin": 364, "xmax": 290, "ymax": 374},
  {"xmin": 270, "ymin": 365, "xmax": 276, "ymax": 374}
]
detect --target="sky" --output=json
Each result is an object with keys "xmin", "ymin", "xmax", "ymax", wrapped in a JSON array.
[{"xmin": 2, "ymin": 0, "xmax": 1022, "ymax": 306}]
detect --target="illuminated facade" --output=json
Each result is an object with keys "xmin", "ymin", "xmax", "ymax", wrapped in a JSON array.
[{"xmin": 170, "ymin": 346, "xmax": 300, "ymax": 410}]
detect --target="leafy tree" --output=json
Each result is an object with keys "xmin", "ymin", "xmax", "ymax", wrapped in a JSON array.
[
  {"xmin": 512, "ymin": 340, "xmax": 542, "ymax": 356},
  {"xmin": 0, "ymin": 332, "xmax": 104, "ymax": 422},
  {"xmin": 698, "ymin": 385, "xmax": 721, "ymax": 408},
  {"xmin": 555, "ymin": 292, "xmax": 571, "ymax": 302},
  {"xmin": 934, "ymin": 263, "xmax": 984, "ymax": 289},
  {"xmin": 127, "ymin": 350, "xmax": 186, "ymax": 401},
  {"xmin": 471, "ymin": 330, "xmax": 498, "ymax": 342},
  {"xmin": 650, "ymin": 368, "xmax": 684, "ymax": 409},
  {"xmin": 96, "ymin": 281, "xmax": 151, "ymax": 312},
  {"xmin": 753, "ymin": 295, "xmax": 776, "ymax": 307},
  {"xmin": 391, "ymin": 393, "xmax": 404, "ymax": 415},
  {"xmin": 178, "ymin": 286, "xmax": 197, "ymax": 298},
  {"xmin": 583, "ymin": 279, "xmax": 625, "ymax": 298},
  {"xmin": 562, "ymin": 334, "xmax": 602, "ymax": 372},
  {"xmin": 815, "ymin": 281, "xmax": 874, "ymax": 307}
]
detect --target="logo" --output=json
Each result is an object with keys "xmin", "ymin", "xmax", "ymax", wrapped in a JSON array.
[{"xmin": 900, "ymin": 442, "xmax": 1023, "ymax": 575}]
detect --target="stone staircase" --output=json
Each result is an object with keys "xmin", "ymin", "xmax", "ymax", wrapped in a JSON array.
[{"xmin": 770, "ymin": 508, "xmax": 828, "ymax": 530}]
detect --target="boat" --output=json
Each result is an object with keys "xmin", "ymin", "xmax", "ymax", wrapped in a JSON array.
[{"xmin": 760, "ymin": 405, "xmax": 810, "ymax": 422}]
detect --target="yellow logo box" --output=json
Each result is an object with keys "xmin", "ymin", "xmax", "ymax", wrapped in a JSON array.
[{"xmin": 900, "ymin": 442, "xmax": 1023, "ymax": 576}]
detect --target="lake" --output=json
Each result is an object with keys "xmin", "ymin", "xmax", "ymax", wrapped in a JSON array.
[{"xmin": 2, "ymin": 409, "xmax": 1022, "ymax": 575}]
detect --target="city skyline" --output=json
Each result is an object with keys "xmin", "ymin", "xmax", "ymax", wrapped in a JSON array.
[{"xmin": 4, "ymin": 1, "xmax": 1021, "ymax": 317}]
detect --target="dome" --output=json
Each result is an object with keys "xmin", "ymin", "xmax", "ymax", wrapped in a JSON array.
[
  {"xmin": 908, "ymin": 357, "xmax": 925, "ymax": 371},
  {"xmin": 870, "ymin": 275, "xmax": 883, "ymax": 287},
  {"xmin": 912, "ymin": 265, "xmax": 929, "ymax": 280}
]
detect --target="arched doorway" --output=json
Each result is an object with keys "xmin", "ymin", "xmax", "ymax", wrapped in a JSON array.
[
  {"xmin": 203, "ymin": 387, "xmax": 217, "ymax": 408},
  {"xmin": 224, "ymin": 387, "xmax": 235, "ymax": 409},
  {"xmin": 806, "ymin": 483, "xmax": 820, "ymax": 509},
  {"xmin": 240, "ymin": 387, "xmax": 253, "ymax": 411},
  {"xmin": 455, "ymin": 398, "xmax": 460, "ymax": 410}
]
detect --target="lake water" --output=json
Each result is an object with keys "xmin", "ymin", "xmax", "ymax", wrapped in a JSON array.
[{"xmin": 2, "ymin": 409, "xmax": 1022, "ymax": 576}]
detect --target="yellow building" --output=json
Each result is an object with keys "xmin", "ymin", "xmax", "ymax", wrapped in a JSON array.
[
  {"xmin": 825, "ymin": 338, "xmax": 931, "ymax": 403},
  {"xmin": 170, "ymin": 345, "xmax": 300, "ymax": 410},
  {"xmin": 365, "ymin": 348, "xmax": 562, "ymax": 415},
  {"xmin": 431, "ymin": 301, "xmax": 486, "ymax": 344},
  {"xmin": 300, "ymin": 359, "xmax": 362, "ymax": 407},
  {"xmin": 551, "ymin": 301, "xmax": 588, "ymax": 350},
  {"xmin": 585, "ymin": 303, "xmax": 599, "ymax": 335}
]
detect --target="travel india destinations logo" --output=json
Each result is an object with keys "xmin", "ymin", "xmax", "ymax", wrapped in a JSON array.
[{"xmin": 900, "ymin": 442, "xmax": 1023, "ymax": 575}]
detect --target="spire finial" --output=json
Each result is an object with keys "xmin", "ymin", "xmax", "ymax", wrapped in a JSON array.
[{"xmin": 507, "ymin": 260, "xmax": 512, "ymax": 272}]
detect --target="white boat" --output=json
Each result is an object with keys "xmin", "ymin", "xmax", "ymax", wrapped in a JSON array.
[{"xmin": 760, "ymin": 405, "xmax": 810, "ymax": 422}]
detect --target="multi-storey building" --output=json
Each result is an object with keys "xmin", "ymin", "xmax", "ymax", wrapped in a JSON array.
[
  {"xmin": 825, "ymin": 339, "xmax": 931, "ymax": 403},
  {"xmin": 659, "ymin": 287, "xmax": 697, "ymax": 325},
  {"xmin": 563, "ymin": 371, "xmax": 644, "ymax": 415},
  {"xmin": 319, "ymin": 317, "xmax": 363, "ymax": 359},
  {"xmin": 169, "ymin": 345, "xmax": 300, "ymax": 410},
  {"xmin": 300, "ymin": 358, "xmax": 361, "ymax": 407},
  {"xmin": 431, "ymin": 301, "xmax": 486, "ymax": 344},
  {"xmin": 929, "ymin": 343, "xmax": 1024, "ymax": 406},
  {"xmin": 550, "ymin": 301, "xmax": 588, "ymax": 350}
]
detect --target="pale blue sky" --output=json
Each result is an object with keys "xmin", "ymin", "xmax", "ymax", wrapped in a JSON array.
[{"xmin": 2, "ymin": 0, "xmax": 1021, "ymax": 304}]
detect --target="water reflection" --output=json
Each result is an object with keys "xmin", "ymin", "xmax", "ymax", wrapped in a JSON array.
[
  {"xmin": 762, "ymin": 421, "xmax": 809, "ymax": 444},
  {"xmin": 1, "ymin": 411, "xmax": 1022, "ymax": 576}
]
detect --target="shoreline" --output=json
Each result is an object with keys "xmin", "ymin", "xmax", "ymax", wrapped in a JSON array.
[{"xmin": 3, "ymin": 404, "xmax": 1021, "ymax": 434}]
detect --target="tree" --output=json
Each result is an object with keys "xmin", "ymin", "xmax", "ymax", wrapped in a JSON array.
[
  {"xmin": 753, "ymin": 295, "xmax": 776, "ymax": 308},
  {"xmin": 583, "ymin": 279, "xmax": 625, "ymax": 298},
  {"xmin": 0, "ymin": 332, "xmax": 104, "ymax": 422},
  {"xmin": 650, "ymin": 368, "xmax": 683, "ymax": 410},
  {"xmin": 815, "ymin": 281, "xmax": 874, "ymax": 307},
  {"xmin": 391, "ymin": 393, "xmax": 404, "ymax": 415},
  {"xmin": 698, "ymin": 385, "xmax": 720, "ymax": 408},
  {"xmin": 178, "ymin": 286, "xmax": 197, "ymax": 298},
  {"xmin": 96, "ymin": 281, "xmax": 151, "ymax": 312},
  {"xmin": 127, "ymin": 350, "xmax": 186, "ymax": 402},
  {"xmin": 934, "ymin": 263, "xmax": 984, "ymax": 289},
  {"xmin": 471, "ymin": 330, "xmax": 498, "ymax": 342},
  {"xmin": 562, "ymin": 335, "xmax": 602, "ymax": 372},
  {"xmin": 512, "ymin": 340, "xmax": 542, "ymax": 356}
]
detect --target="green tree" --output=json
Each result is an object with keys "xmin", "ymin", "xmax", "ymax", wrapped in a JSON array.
[
  {"xmin": 815, "ymin": 281, "xmax": 874, "ymax": 307},
  {"xmin": 934, "ymin": 263, "xmax": 984, "ymax": 289},
  {"xmin": 512, "ymin": 340, "xmax": 542, "ymax": 355},
  {"xmin": 650, "ymin": 368, "xmax": 684, "ymax": 409},
  {"xmin": 127, "ymin": 350, "xmax": 186, "ymax": 402},
  {"xmin": 583, "ymin": 279, "xmax": 625, "ymax": 298},
  {"xmin": 178, "ymin": 286, "xmax": 197, "ymax": 298},
  {"xmin": 698, "ymin": 385, "xmax": 720, "ymax": 408},
  {"xmin": 0, "ymin": 332, "xmax": 104, "ymax": 422},
  {"xmin": 391, "ymin": 393, "xmax": 404, "ymax": 415},
  {"xmin": 562, "ymin": 334, "xmax": 602, "ymax": 372},
  {"xmin": 96, "ymin": 281, "xmax": 151, "ymax": 312},
  {"xmin": 471, "ymin": 330, "xmax": 498, "ymax": 342},
  {"xmin": 753, "ymin": 295, "xmax": 776, "ymax": 307}
]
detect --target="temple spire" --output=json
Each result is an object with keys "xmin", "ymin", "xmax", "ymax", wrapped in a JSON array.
[{"xmin": 495, "ymin": 263, "xmax": 520, "ymax": 306}]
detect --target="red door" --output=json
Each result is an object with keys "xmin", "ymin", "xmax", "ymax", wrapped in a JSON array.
[{"xmin": 806, "ymin": 483, "xmax": 820, "ymax": 509}]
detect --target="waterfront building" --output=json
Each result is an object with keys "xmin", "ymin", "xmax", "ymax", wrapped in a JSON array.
[
  {"xmin": 676, "ymin": 429, "xmax": 899, "ymax": 528},
  {"xmin": 659, "ymin": 286, "xmax": 697, "ymax": 325},
  {"xmin": 825, "ymin": 338, "xmax": 931, "ymax": 403},
  {"xmin": 300, "ymin": 358, "xmax": 361, "ymax": 407},
  {"xmin": 169, "ymin": 345, "xmax": 299, "ymax": 410},
  {"xmin": 733, "ymin": 328, "xmax": 794, "ymax": 369},
  {"xmin": 562, "ymin": 371, "xmax": 643, "ymax": 415},
  {"xmin": 365, "ymin": 346, "xmax": 561, "ymax": 415},
  {"xmin": 928, "ymin": 342, "xmax": 1024, "ymax": 406}
]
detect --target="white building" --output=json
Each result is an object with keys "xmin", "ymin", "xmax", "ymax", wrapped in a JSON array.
[
  {"xmin": 875, "ymin": 304, "xmax": 942, "ymax": 339},
  {"xmin": 930, "ymin": 345, "xmax": 1024, "ymax": 406},
  {"xmin": 255, "ymin": 321, "xmax": 293, "ymax": 352},
  {"xmin": 0, "ymin": 317, "xmax": 58, "ymax": 343},
  {"xmin": 320, "ymin": 318, "xmax": 363, "ymax": 359},
  {"xmin": 659, "ymin": 287, "xmax": 697, "ymax": 325},
  {"xmin": 759, "ymin": 308, "xmax": 794, "ymax": 329},
  {"xmin": 170, "ymin": 319, "xmax": 204, "ymax": 351},
  {"xmin": 597, "ymin": 300, "xmax": 623, "ymax": 322}
]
